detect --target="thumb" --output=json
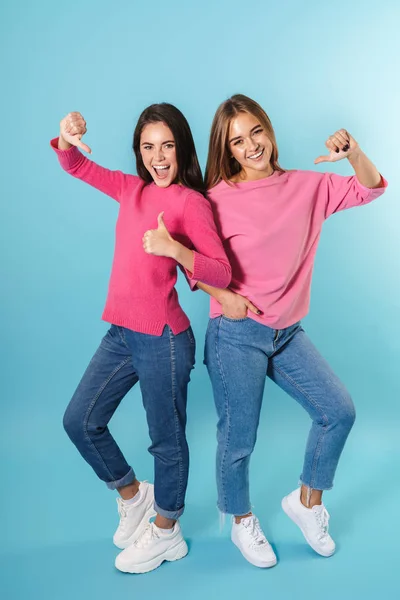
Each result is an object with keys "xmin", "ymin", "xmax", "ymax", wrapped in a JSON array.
[
  {"xmin": 76, "ymin": 138, "xmax": 92, "ymax": 154},
  {"xmin": 157, "ymin": 211, "xmax": 166, "ymax": 229},
  {"xmin": 245, "ymin": 300, "xmax": 263, "ymax": 315},
  {"xmin": 314, "ymin": 155, "xmax": 330, "ymax": 165}
]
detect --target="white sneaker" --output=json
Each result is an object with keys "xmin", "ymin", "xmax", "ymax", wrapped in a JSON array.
[
  {"xmin": 113, "ymin": 481, "xmax": 157, "ymax": 549},
  {"xmin": 231, "ymin": 515, "xmax": 277, "ymax": 568},
  {"xmin": 282, "ymin": 488, "xmax": 336, "ymax": 557},
  {"xmin": 115, "ymin": 521, "xmax": 188, "ymax": 574}
]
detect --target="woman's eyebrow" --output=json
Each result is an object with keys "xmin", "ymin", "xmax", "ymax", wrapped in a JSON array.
[
  {"xmin": 229, "ymin": 124, "xmax": 262, "ymax": 143},
  {"xmin": 141, "ymin": 139, "xmax": 175, "ymax": 145}
]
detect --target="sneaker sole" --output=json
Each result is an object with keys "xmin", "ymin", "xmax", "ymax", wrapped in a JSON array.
[
  {"xmin": 114, "ymin": 506, "xmax": 157, "ymax": 550},
  {"xmin": 231, "ymin": 537, "xmax": 277, "ymax": 568},
  {"xmin": 281, "ymin": 496, "xmax": 335, "ymax": 558},
  {"xmin": 115, "ymin": 539, "xmax": 188, "ymax": 574}
]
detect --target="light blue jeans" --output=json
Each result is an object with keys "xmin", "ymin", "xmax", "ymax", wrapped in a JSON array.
[{"xmin": 204, "ymin": 316, "xmax": 356, "ymax": 516}]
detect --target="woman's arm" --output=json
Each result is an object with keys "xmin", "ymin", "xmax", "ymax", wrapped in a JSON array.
[
  {"xmin": 142, "ymin": 194, "xmax": 231, "ymax": 289},
  {"xmin": 346, "ymin": 148, "xmax": 382, "ymax": 189},
  {"xmin": 314, "ymin": 129, "xmax": 382, "ymax": 188},
  {"xmin": 314, "ymin": 128, "xmax": 387, "ymax": 217},
  {"xmin": 51, "ymin": 112, "xmax": 139, "ymax": 202},
  {"xmin": 195, "ymin": 281, "xmax": 261, "ymax": 319}
]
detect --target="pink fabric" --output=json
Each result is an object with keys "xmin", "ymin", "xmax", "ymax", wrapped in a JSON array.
[
  {"xmin": 208, "ymin": 169, "xmax": 387, "ymax": 329},
  {"xmin": 50, "ymin": 138, "xmax": 231, "ymax": 335}
]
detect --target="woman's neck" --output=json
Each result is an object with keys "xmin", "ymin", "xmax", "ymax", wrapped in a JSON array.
[{"xmin": 231, "ymin": 164, "xmax": 274, "ymax": 183}]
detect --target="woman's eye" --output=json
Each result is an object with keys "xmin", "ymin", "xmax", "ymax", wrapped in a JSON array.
[
  {"xmin": 234, "ymin": 139, "xmax": 243, "ymax": 146},
  {"xmin": 253, "ymin": 129, "xmax": 263, "ymax": 135},
  {"xmin": 165, "ymin": 144, "xmax": 174, "ymax": 149},
  {"xmin": 143, "ymin": 145, "xmax": 152, "ymax": 150}
]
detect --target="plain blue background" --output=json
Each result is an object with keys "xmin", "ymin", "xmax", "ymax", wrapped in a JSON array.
[{"xmin": 1, "ymin": 1, "xmax": 399, "ymax": 598}]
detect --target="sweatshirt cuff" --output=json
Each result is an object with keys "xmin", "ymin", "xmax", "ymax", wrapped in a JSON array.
[
  {"xmin": 355, "ymin": 174, "xmax": 388, "ymax": 195},
  {"xmin": 184, "ymin": 251, "xmax": 207, "ymax": 287},
  {"xmin": 50, "ymin": 137, "xmax": 82, "ymax": 168}
]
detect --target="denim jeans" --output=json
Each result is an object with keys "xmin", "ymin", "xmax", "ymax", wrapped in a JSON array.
[
  {"xmin": 204, "ymin": 316, "xmax": 356, "ymax": 516},
  {"xmin": 63, "ymin": 324, "xmax": 196, "ymax": 520}
]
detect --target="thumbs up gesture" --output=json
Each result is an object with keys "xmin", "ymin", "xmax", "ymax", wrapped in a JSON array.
[
  {"xmin": 59, "ymin": 112, "xmax": 92, "ymax": 154},
  {"xmin": 143, "ymin": 212, "xmax": 177, "ymax": 257},
  {"xmin": 314, "ymin": 129, "xmax": 359, "ymax": 164}
]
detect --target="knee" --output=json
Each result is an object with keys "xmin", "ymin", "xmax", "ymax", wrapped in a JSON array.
[
  {"xmin": 217, "ymin": 427, "xmax": 257, "ymax": 462},
  {"xmin": 333, "ymin": 391, "xmax": 356, "ymax": 431},
  {"xmin": 63, "ymin": 405, "xmax": 85, "ymax": 445}
]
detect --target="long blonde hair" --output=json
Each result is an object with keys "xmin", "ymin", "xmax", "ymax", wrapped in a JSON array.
[{"xmin": 205, "ymin": 94, "xmax": 284, "ymax": 189}]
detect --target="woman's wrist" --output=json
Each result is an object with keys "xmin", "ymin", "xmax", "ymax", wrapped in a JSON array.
[
  {"xmin": 346, "ymin": 146, "xmax": 363, "ymax": 164},
  {"xmin": 58, "ymin": 133, "xmax": 72, "ymax": 151},
  {"xmin": 170, "ymin": 239, "xmax": 183, "ymax": 260}
]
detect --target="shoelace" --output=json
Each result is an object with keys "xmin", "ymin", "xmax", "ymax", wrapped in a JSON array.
[
  {"xmin": 117, "ymin": 498, "xmax": 128, "ymax": 518},
  {"xmin": 242, "ymin": 516, "xmax": 268, "ymax": 547},
  {"xmin": 134, "ymin": 523, "xmax": 159, "ymax": 549},
  {"xmin": 312, "ymin": 506, "xmax": 330, "ymax": 541}
]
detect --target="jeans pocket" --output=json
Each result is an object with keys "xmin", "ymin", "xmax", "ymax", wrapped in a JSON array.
[
  {"xmin": 185, "ymin": 326, "xmax": 196, "ymax": 346},
  {"xmin": 221, "ymin": 315, "xmax": 249, "ymax": 323}
]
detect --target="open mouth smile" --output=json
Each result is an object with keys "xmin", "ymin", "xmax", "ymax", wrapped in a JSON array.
[
  {"xmin": 247, "ymin": 149, "xmax": 264, "ymax": 161},
  {"xmin": 153, "ymin": 165, "xmax": 170, "ymax": 180}
]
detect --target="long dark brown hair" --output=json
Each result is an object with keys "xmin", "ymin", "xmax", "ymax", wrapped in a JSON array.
[
  {"xmin": 205, "ymin": 94, "xmax": 285, "ymax": 189},
  {"xmin": 133, "ymin": 103, "xmax": 206, "ymax": 197}
]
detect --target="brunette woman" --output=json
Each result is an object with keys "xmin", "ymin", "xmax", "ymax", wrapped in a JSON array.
[{"xmin": 51, "ymin": 104, "xmax": 231, "ymax": 574}]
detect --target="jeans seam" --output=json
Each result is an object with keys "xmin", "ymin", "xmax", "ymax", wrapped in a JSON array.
[
  {"xmin": 117, "ymin": 326, "xmax": 130, "ymax": 349},
  {"xmin": 168, "ymin": 327, "xmax": 184, "ymax": 510},
  {"xmin": 271, "ymin": 363, "xmax": 328, "ymax": 488},
  {"xmin": 215, "ymin": 317, "xmax": 230, "ymax": 513},
  {"xmin": 83, "ymin": 357, "xmax": 132, "ymax": 482},
  {"xmin": 186, "ymin": 326, "xmax": 195, "ymax": 346},
  {"xmin": 221, "ymin": 315, "xmax": 248, "ymax": 323}
]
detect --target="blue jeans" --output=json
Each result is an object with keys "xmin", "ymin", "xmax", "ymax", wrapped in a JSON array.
[
  {"xmin": 63, "ymin": 324, "xmax": 196, "ymax": 520},
  {"xmin": 204, "ymin": 317, "xmax": 356, "ymax": 516}
]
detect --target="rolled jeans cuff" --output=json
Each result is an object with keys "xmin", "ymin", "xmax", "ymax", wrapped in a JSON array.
[
  {"xmin": 154, "ymin": 500, "xmax": 184, "ymax": 520},
  {"xmin": 106, "ymin": 467, "xmax": 136, "ymax": 490}
]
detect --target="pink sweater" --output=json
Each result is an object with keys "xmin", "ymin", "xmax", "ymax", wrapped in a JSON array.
[
  {"xmin": 51, "ymin": 138, "xmax": 231, "ymax": 335},
  {"xmin": 208, "ymin": 170, "xmax": 387, "ymax": 329}
]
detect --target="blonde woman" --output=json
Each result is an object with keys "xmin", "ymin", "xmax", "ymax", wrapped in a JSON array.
[{"xmin": 198, "ymin": 94, "xmax": 386, "ymax": 567}]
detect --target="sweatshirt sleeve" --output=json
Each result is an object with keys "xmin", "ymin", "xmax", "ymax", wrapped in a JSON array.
[
  {"xmin": 323, "ymin": 172, "xmax": 388, "ymax": 219},
  {"xmin": 50, "ymin": 137, "xmax": 140, "ymax": 202},
  {"xmin": 182, "ymin": 192, "xmax": 231, "ymax": 289}
]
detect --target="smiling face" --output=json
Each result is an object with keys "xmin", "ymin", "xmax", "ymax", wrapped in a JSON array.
[
  {"xmin": 228, "ymin": 112, "xmax": 274, "ymax": 181},
  {"xmin": 140, "ymin": 122, "xmax": 178, "ymax": 188}
]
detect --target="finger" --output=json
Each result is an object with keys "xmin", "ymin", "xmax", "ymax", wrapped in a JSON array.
[
  {"xmin": 331, "ymin": 133, "xmax": 348, "ymax": 150},
  {"xmin": 245, "ymin": 300, "xmax": 263, "ymax": 315},
  {"xmin": 76, "ymin": 139, "xmax": 92, "ymax": 154},
  {"xmin": 69, "ymin": 125, "xmax": 87, "ymax": 136},
  {"xmin": 327, "ymin": 138, "xmax": 340, "ymax": 153},
  {"xmin": 314, "ymin": 155, "xmax": 330, "ymax": 164},
  {"xmin": 157, "ymin": 211, "xmax": 165, "ymax": 228}
]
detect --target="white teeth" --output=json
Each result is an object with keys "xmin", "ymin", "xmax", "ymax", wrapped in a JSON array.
[
  {"xmin": 153, "ymin": 165, "xmax": 169, "ymax": 170},
  {"xmin": 249, "ymin": 150, "xmax": 263, "ymax": 159}
]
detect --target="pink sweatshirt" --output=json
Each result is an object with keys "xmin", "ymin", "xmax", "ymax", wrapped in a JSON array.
[
  {"xmin": 208, "ymin": 170, "xmax": 387, "ymax": 329},
  {"xmin": 51, "ymin": 138, "xmax": 231, "ymax": 335}
]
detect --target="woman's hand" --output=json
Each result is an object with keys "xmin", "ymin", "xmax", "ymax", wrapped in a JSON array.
[
  {"xmin": 143, "ymin": 212, "xmax": 177, "ymax": 257},
  {"xmin": 220, "ymin": 289, "xmax": 261, "ymax": 319},
  {"xmin": 314, "ymin": 129, "xmax": 360, "ymax": 164},
  {"xmin": 59, "ymin": 112, "xmax": 92, "ymax": 154}
]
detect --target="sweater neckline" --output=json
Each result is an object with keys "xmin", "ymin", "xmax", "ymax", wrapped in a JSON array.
[{"xmin": 214, "ymin": 170, "xmax": 289, "ymax": 191}]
